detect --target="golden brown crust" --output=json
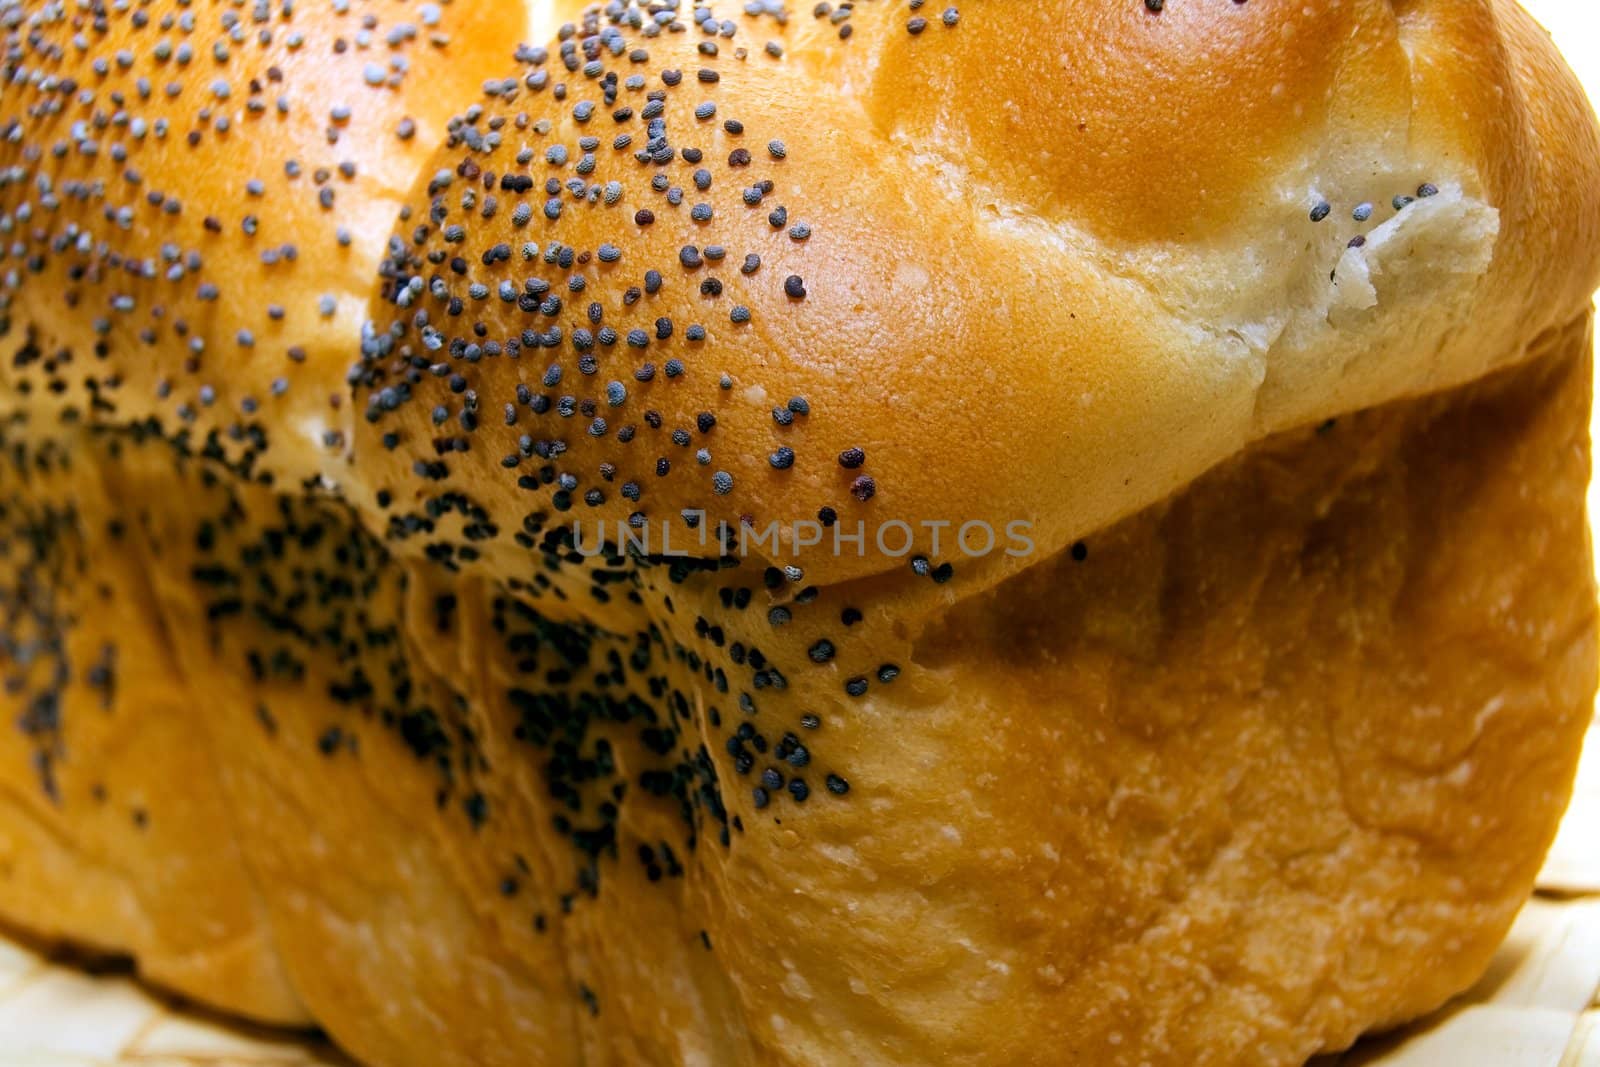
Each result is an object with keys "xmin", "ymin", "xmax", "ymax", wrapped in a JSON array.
[
  {"xmin": 4, "ymin": 1, "xmax": 1598, "ymax": 590},
  {"xmin": 0, "ymin": 310, "xmax": 1590, "ymax": 1067},
  {"xmin": 0, "ymin": 0, "xmax": 533, "ymax": 479},
  {"xmin": 0, "ymin": 421, "xmax": 306, "ymax": 1023},
  {"xmin": 0, "ymin": 2, "xmax": 1597, "ymax": 1064},
  {"xmin": 349, "ymin": 0, "xmax": 1600, "ymax": 590},
  {"xmin": 795, "ymin": 321, "xmax": 1594, "ymax": 1065}
]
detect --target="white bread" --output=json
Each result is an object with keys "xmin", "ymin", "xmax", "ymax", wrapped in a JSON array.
[{"xmin": 1, "ymin": 1, "xmax": 1598, "ymax": 1064}]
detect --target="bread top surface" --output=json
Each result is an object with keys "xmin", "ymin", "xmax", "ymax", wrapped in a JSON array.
[
  {"xmin": 3, "ymin": 0, "xmax": 1600, "ymax": 596},
  {"xmin": 0, "ymin": 0, "xmax": 545, "ymax": 478}
]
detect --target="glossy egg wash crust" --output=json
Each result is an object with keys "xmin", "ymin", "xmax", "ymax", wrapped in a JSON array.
[{"xmin": 3, "ymin": 1, "xmax": 1600, "ymax": 1065}]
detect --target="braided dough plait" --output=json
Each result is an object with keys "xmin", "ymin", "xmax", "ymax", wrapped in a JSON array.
[{"xmin": 1, "ymin": 1, "xmax": 1598, "ymax": 1065}]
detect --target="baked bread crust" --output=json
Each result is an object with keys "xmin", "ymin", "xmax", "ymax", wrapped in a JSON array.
[
  {"xmin": 4, "ymin": 1, "xmax": 1598, "ymax": 585},
  {"xmin": 0, "ymin": 435, "xmax": 307, "ymax": 1023},
  {"xmin": 0, "ymin": 311, "xmax": 1590, "ymax": 1066},
  {"xmin": 0, "ymin": 1, "xmax": 1598, "ymax": 1064}
]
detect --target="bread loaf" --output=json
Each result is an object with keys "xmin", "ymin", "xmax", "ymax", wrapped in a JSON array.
[{"xmin": 2, "ymin": 1, "xmax": 1599, "ymax": 1063}]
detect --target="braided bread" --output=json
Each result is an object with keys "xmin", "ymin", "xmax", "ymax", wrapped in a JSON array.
[{"xmin": 2, "ymin": 1, "xmax": 1599, "ymax": 1063}]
